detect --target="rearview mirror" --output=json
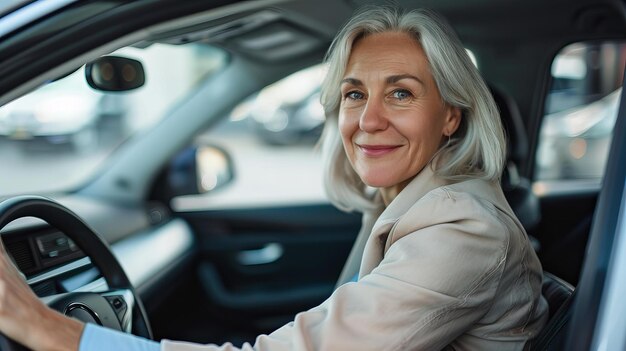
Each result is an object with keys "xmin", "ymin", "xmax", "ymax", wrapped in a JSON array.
[{"xmin": 85, "ymin": 56, "xmax": 145, "ymax": 91}]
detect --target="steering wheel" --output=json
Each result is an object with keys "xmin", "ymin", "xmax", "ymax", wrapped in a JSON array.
[{"xmin": 0, "ymin": 196, "xmax": 152, "ymax": 350}]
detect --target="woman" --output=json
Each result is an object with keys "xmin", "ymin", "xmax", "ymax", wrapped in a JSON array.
[{"xmin": 0, "ymin": 7, "xmax": 547, "ymax": 351}]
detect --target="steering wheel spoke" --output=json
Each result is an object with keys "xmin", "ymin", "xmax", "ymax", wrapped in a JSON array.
[
  {"xmin": 40, "ymin": 288, "xmax": 135, "ymax": 333},
  {"xmin": 100, "ymin": 289, "xmax": 135, "ymax": 333}
]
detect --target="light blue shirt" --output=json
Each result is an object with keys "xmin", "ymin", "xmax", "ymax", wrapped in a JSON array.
[{"xmin": 79, "ymin": 323, "xmax": 160, "ymax": 351}]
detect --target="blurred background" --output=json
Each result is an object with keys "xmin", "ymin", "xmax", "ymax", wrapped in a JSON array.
[{"xmin": 0, "ymin": 40, "xmax": 624, "ymax": 202}]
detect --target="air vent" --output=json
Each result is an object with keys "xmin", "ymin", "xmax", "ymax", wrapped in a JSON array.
[
  {"xmin": 6, "ymin": 240, "xmax": 35, "ymax": 271},
  {"xmin": 32, "ymin": 280, "xmax": 57, "ymax": 297}
]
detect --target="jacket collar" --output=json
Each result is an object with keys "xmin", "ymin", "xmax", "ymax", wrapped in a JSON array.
[
  {"xmin": 358, "ymin": 164, "xmax": 452, "ymax": 277},
  {"xmin": 371, "ymin": 164, "xmax": 451, "ymax": 235}
]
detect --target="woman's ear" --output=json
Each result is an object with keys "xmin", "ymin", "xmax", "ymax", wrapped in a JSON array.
[{"xmin": 443, "ymin": 106, "xmax": 462, "ymax": 136}]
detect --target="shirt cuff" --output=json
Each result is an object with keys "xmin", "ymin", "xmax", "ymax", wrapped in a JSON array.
[{"xmin": 79, "ymin": 323, "xmax": 160, "ymax": 351}]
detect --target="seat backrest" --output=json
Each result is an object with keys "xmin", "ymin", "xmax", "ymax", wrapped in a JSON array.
[
  {"xmin": 528, "ymin": 272, "xmax": 575, "ymax": 351},
  {"xmin": 490, "ymin": 85, "xmax": 541, "ymax": 235},
  {"xmin": 489, "ymin": 88, "xmax": 575, "ymax": 349}
]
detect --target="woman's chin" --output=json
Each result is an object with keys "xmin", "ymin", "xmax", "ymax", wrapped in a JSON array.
[{"xmin": 358, "ymin": 174, "xmax": 397, "ymax": 189}]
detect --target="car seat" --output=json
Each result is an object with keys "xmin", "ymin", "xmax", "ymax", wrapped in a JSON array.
[
  {"xmin": 489, "ymin": 85, "xmax": 541, "ymax": 236},
  {"xmin": 528, "ymin": 273, "xmax": 575, "ymax": 350}
]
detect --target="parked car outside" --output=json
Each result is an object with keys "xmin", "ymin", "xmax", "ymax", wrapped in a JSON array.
[
  {"xmin": 245, "ymin": 64, "xmax": 326, "ymax": 145},
  {"xmin": 0, "ymin": 70, "xmax": 126, "ymax": 152},
  {"xmin": 537, "ymin": 88, "xmax": 620, "ymax": 179}
]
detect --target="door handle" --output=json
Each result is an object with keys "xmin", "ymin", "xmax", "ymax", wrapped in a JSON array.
[{"xmin": 236, "ymin": 243, "xmax": 283, "ymax": 265}]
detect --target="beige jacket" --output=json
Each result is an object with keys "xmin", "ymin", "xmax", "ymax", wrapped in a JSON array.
[{"xmin": 162, "ymin": 166, "xmax": 548, "ymax": 351}]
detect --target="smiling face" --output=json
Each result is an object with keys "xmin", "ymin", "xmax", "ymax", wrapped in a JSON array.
[{"xmin": 339, "ymin": 31, "xmax": 461, "ymax": 202}]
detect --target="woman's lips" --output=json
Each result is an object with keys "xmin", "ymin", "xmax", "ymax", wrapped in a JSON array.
[{"xmin": 357, "ymin": 144, "xmax": 402, "ymax": 157}]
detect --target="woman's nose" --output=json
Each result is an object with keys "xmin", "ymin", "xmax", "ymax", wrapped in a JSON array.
[{"xmin": 359, "ymin": 98, "xmax": 388, "ymax": 132}]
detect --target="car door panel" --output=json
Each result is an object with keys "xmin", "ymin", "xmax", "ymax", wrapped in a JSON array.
[
  {"xmin": 534, "ymin": 188, "xmax": 599, "ymax": 285},
  {"xmin": 179, "ymin": 203, "xmax": 361, "ymax": 329}
]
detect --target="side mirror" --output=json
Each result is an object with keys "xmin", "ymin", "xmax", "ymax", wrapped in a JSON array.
[
  {"xmin": 167, "ymin": 145, "xmax": 234, "ymax": 197},
  {"xmin": 85, "ymin": 56, "xmax": 145, "ymax": 92}
]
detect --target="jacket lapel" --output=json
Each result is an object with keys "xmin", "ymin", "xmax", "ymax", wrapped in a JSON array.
[{"xmin": 359, "ymin": 165, "xmax": 451, "ymax": 278}]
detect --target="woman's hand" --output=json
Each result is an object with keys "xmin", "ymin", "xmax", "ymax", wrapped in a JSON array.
[{"xmin": 0, "ymin": 238, "xmax": 84, "ymax": 351}]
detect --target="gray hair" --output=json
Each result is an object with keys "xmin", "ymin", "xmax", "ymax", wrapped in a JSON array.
[{"xmin": 320, "ymin": 7, "xmax": 506, "ymax": 212}]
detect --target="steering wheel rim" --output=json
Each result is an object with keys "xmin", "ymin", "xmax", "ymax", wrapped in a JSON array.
[{"xmin": 0, "ymin": 195, "xmax": 152, "ymax": 350}]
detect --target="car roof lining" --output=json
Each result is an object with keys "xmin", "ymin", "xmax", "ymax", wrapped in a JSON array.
[
  {"xmin": 350, "ymin": 0, "xmax": 626, "ymax": 42},
  {"xmin": 139, "ymin": 0, "xmax": 352, "ymax": 63},
  {"xmin": 145, "ymin": 10, "xmax": 329, "ymax": 63}
]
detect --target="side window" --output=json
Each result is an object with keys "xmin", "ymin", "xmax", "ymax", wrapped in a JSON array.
[
  {"xmin": 535, "ymin": 41, "xmax": 625, "ymax": 181},
  {"xmin": 173, "ymin": 64, "xmax": 327, "ymax": 211}
]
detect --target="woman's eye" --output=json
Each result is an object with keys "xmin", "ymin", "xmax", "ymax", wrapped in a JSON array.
[
  {"xmin": 345, "ymin": 91, "xmax": 364, "ymax": 100},
  {"xmin": 391, "ymin": 89, "xmax": 412, "ymax": 101}
]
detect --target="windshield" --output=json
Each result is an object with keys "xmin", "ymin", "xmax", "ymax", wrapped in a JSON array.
[{"xmin": 0, "ymin": 43, "xmax": 227, "ymax": 196}]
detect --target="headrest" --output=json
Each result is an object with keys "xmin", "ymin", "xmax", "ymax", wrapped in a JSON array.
[
  {"xmin": 490, "ymin": 85, "xmax": 541, "ymax": 233},
  {"xmin": 489, "ymin": 85, "xmax": 529, "ymax": 164}
]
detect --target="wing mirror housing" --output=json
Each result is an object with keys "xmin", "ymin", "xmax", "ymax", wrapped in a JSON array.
[
  {"xmin": 166, "ymin": 145, "xmax": 235, "ymax": 197},
  {"xmin": 85, "ymin": 56, "xmax": 145, "ymax": 92}
]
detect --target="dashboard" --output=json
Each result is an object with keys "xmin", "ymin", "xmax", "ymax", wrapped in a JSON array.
[{"xmin": 0, "ymin": 195, "xmax": 196, "ymax": 308}]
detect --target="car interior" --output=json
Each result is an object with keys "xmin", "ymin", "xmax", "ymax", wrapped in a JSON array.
[{"xmin": 0, "ymin": 0, "xmax": 625, "ymax": 350}]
